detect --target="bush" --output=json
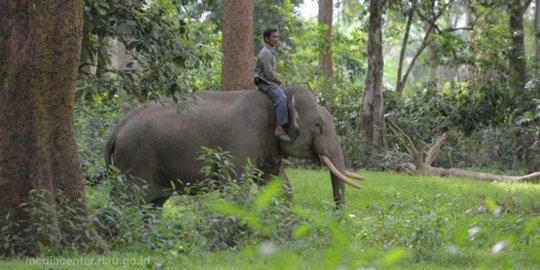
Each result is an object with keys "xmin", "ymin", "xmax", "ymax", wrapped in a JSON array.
[
  {"xmin": 0, "ymin": 189, "xmax": 99, "ymax": 256},
  {"xmin": 375, "ymin": 84, "xmax": 539, "ymax": 172},
  {"xmin": 91, "ymin": 147, "xmax": 305, "ymax": 253},
  {"xmin": 74, "ymin": 89, "xmax": 118, "ymax": 185}
]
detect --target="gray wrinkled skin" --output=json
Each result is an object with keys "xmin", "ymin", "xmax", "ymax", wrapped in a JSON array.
[{"xmin": 105, "ymin": 85, "xmax": 348, "ymax": 207}]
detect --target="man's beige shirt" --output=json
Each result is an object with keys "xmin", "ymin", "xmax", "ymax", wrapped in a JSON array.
[{"xmin": 254, "ymin": 44, "xmax": 279, "ymax": 84}]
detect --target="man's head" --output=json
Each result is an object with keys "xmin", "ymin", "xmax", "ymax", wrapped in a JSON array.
[{"xmin": 263, "ymin": 27, "xmax": 279, "ymax": 47}]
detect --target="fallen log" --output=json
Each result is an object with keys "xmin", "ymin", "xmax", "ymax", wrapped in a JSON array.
[
  {"xmin": 387, "ymin": 118, "xmax": 540, "ymax": 183},
  {"xmin": 414, "ymin": 164, "xmax": 540, "ymax": 183}
]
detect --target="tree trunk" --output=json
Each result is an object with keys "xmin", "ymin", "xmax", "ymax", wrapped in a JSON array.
[
  {"xmin": 424, "ymin": 24, "xmax": 437, "ymax": 86},
  {"xmin": 318, "ymin": 0, "xmax": 334, "ymax": 96},
  {"xmin": 508, "ymin": 0, "xmax": 532, "ymax": 170},
  {"xmin": 466, "ymin": 0, "xmax": 477, "ymax": 91},
  {"xmin": 79, "ymin": 34, "xmax": 96, "ymax": 79},
  {"xmin": 96, "ymin": 35, "xmax": 111, "ymax": 78},
  {"xmin": 221, "ymin": 0, "xmax": 255, "ymax": 91},
  {"xmin": 360, "ymin": 0, "xmax": 386, "ymax": 167},
  {"xmin": 394, "ymin": 3, "xmax": 436, "ymax": 98},
  {"xmin": 508, "ymin": 0, "xmax": 528, "ymax": 88},
  {"xmin": 395, "ymin": 5, "xmax": 414, "ymax": 98},
  {"xmin": 534, "ymin": 0, "xmax": 540, "ymax": 79},
  {"xmin": 0, "ymin": 0, "xmax": 105, "ymax": 255}
]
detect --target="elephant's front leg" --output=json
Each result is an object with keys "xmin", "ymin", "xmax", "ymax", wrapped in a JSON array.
[
  {"xmin": 261, "ymin": 159, "xmax": 293, "ymax": 202},
  {"xmin": 278, "ymin": 162, "xmax": 293, "ymax": 201}
]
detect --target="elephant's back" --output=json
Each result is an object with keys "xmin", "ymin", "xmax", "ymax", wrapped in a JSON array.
[
  {"xmin": 112, "ymin": 90, "xmax": 274, "ymax": 175},
  {"xmin": 119, "ymin": 90, "xmax": 271, "ymax": 126}
]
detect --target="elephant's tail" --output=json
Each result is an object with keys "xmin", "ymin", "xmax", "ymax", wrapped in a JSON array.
[
  {"xmin": 104, "ymin": 109, "xmax": 137, "ymax": 172},
  {"xmin": 104, "ymin": 132, "xmax": 116, "ymax": 170}
]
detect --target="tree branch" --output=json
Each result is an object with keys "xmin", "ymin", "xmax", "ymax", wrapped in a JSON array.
[
  {"xmin": 386, "ymin": 117, "xmax": 422, "ymax": 167},
  {"xmin": 397, "ymin": 7, "xmax": 445, "ymax": 94},
  {"xmin": 424, "ymin": 133, "xmax": 447, "ymax": 166},
  {"xmin": 396, "ymin": 5, "xmax": 415, "ymax": 96},
  {"xmin": 521, "ymin": 0, "xmax": 533, "ymax": 14}
]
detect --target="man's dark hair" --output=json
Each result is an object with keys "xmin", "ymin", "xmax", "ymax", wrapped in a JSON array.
[{"xmin": 263, "ymin": 27, "xmax": 278, "ymax": 39}]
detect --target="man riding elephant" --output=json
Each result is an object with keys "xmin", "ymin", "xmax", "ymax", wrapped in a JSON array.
[{"xmin": 254, "ymin": 27, "xmax": 290, "ymax": 142}]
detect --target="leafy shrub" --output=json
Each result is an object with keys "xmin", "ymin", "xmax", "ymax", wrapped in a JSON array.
[
  {"xmin": 0, "ymin": 190, "xmax": 98, "ymax": 256},
  {"xmin": 165, "ymin": 147, "xmax": 305, "ymax": 251},
  {"xmin": 0, "ymin": 190, "xmax": 58, "ymax": 256},
  {"xmin": 91, "ymin": 147, "xmax": 305, "ymax": 253},
  {"xmin": 92, "ymin": 167, "xmax": 184, "ymax": 251},
  {"xmin": 380, "ymin": 83, "xmax": 540, "ymax": 172},
  {"xmin": 74, "ymin": 89, "xmax": 118, "ymax": 185}
]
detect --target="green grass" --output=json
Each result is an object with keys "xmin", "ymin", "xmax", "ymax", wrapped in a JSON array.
[{"xmin": 2, "ymin": 169, "xmax": 540, "ymax": 269}]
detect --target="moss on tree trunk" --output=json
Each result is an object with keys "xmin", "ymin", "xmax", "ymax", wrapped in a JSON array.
[{"xmin": 0, "ymin": 0, "xmax": 106, "ymax": 255}]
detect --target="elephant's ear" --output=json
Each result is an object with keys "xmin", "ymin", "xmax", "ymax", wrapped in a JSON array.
[{"xmin": 287, "ymin": 95, "xmax": 300, "ymax": 141}]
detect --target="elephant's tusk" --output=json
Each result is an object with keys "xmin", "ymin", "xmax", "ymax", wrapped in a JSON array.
[
  {"xmin": 319, "ymin": 155, "xmax": 362, "ymax": 190},
  {"xmin": 345, "ymin": 171, "xmax": 365, "ymax": 181}
]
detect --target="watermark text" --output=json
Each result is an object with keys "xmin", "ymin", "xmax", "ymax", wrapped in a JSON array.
[{"xmin": 25, "ymin": 256, "xmax": 150, "ymax": 267}]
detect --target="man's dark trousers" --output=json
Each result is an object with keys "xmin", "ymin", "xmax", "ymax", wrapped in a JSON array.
[{"xmin": 257, "ymin": 81, "xmax": 288, "ymax": 127}]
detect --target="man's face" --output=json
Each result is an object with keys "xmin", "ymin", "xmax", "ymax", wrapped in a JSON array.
[{"xmin": 265, "ymin": 31, "xmax": 279, "ymax": 47}]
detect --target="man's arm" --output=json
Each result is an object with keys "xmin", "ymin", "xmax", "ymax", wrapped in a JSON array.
[{"xmin": 259, "ymin": 51, "xmax": 280, "ymax": 84}]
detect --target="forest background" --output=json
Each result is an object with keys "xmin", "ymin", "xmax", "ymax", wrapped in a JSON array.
[
  {"xmin": 0, "ymin": 0, "xmax": 539, "ymax": 267},
  {"xmin": 77, "ymin": 0, "xmax": 540, "ymax": 177}
]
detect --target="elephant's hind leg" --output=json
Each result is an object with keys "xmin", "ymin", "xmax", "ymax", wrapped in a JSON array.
[
  {"xmin": 150, "ymin": 197, "xmax": 169, "ymax": 208},
  {"xmin": 115, "ymin": 144, "xmax": 172, "ymax": 205}
]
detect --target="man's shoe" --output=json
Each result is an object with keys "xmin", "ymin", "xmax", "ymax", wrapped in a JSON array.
[{"xmin": 275, "ymin": 126, "xmax": 291, "ymax": 142}]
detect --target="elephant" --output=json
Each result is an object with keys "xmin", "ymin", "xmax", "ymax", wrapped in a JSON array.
[{"xmin": 104, "ymin": 85, "xmax": 364, "ymax": 208}]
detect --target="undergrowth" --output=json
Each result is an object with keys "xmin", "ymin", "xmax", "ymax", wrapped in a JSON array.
[{"xmin": 2, "ymin": 149, "xmax": 540, "ymax": 269}]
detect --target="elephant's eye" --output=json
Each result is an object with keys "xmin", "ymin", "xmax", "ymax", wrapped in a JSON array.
[{"xmin": 315, "ymin": 122, "xmax": 323, "ymax": 134}]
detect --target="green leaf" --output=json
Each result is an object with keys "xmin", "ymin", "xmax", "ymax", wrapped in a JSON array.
[
  {"xmin": 454, "ymin": 225, "xmax": 469, "ymax": 247},
  {"xmin": 210, "ymin": 201, "xmax": 260, "ymax": 230},
  {"xmin": 383, "ymin": 247, "xmax": 408, "ymax": 266},
  {"xmin": 254, "ymin": 177, "xmax": 282, "ymax": 210},
  {"xmin": 293, "ymin": 224, "xmax": 311, "ymax": 237},
  {"xmin": 485, "ymin": 197, "xmax": 499, "ymax": 216},
  {"xmin": 523, "ymin": 217, "xmax": 540, "ymax": 235}
]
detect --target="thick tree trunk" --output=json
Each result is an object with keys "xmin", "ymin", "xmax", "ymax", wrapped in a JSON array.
[
  {"xmin": 508, "ymin": 0, "xmax": 533, "ymax": 170},
  {"xmin": 221, "ymin": 0, "xmax": 255, "ymax": 91},
  {"xmin": 360, "ymin": 0, "xmax": 386, "ymax": 167},
  {"xmin": 0, "ymin": 0, "xmax": 105, "ymax": 255},
  {"xmin": 318, "ymin": 0, "xmax": 334, "ymax": 95}
]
